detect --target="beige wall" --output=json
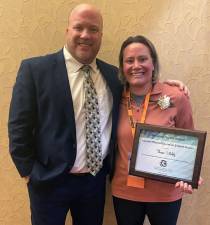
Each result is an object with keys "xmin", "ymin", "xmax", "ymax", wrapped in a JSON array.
[{"xmin": 0, "ymin": 0, "xmax": 210, "ymax": 224}]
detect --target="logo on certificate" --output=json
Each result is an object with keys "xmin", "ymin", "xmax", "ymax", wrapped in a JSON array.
[{"xmin": 160, "ymin": 160, "xmax": 167, "ymax": 167}]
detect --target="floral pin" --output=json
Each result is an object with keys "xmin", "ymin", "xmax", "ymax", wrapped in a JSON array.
[{"xmin": 157, "ymin": 95, "xmax": 171, "ymax": 110}]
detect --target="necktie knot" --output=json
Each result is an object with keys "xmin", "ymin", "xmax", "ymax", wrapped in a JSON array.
[{"xmin": 81, "ymin": 65, "xmax": 91, "ymax": 74}]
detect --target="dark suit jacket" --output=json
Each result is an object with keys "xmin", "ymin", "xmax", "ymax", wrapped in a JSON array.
[{"xmin": 8, "ymin": 49, "xmax": 122, "ymax": 185}]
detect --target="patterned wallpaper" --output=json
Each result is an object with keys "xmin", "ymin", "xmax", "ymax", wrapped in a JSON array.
[{"xmin": 0, "ymin": 0, "xmax": 209, "ymax": 224}]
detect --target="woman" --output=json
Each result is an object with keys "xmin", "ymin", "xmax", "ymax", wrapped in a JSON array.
[{"xmin": 111, "ymin": 35, "xmax": 202, "ymax": 225}]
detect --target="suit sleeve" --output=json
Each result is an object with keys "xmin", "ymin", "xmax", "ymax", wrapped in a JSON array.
[{"xmin": 8, "ymin": 60, "xmax": 37, "ymax": 177}]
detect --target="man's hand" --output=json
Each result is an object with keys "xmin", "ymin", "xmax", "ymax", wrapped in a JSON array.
[
  {"xmin": 164, "ymin": 79, "xmax": 190, "ymax": 96},
  {"xmin": 23, "ymin": 176, "xmax": 30, "ymax": 184}
]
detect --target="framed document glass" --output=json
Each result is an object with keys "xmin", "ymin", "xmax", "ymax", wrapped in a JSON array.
[{"xmin": 129, "ymin": 123, "xmax": 206, "ymax": 188}]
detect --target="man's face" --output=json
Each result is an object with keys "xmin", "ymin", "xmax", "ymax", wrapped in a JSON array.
[{"xmin": 66, "ymin": 7, "xmax": 103, "ymax": 64}]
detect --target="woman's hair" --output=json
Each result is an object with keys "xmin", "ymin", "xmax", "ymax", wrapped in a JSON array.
[{"xmin": 118, "ymin": 35, "xmax": 160, "ymax": 86}]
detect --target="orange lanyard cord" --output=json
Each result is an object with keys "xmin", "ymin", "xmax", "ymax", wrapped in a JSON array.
[{"xmin": 126, "ymin": 89, "xmax": 151, "ymax": 136}]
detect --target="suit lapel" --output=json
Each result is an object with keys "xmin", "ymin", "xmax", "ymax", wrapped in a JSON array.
[
  {"xmin": 96, "ymin": 59, "xmax": 115, "ymax": 95},
  {"xmin": 52, "ymin": 50, "xmax": 76, "ymax": 139}
]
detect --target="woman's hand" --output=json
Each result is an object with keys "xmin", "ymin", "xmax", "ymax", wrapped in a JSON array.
[
  {"xmin": 175, "ymin": 177, "xmax": 203, "ymax": 194},
  {"xmin": 175, "ymin": 181, "xmax": 193, "ymax": 194}
]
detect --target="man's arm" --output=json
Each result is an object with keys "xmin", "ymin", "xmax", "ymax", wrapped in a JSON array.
[{"xmin": 8, "ymin": 60, "xmax": 37, "ymax": 177}]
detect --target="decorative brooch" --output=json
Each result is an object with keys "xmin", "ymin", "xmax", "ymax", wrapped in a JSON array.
[{"xmin": 157, "ymin": 95, "xmax": 171, "ymax": 110}]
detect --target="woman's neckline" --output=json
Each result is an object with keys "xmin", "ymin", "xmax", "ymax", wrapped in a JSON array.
[{"xmin": 130, "ymin": 92, "xmax": 145, "ymax": 107}]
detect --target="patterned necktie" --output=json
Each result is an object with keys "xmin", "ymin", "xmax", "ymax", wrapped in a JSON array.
[{"xmin": 82, "ymin": 65, "xmax": 103, "ymax": 176}]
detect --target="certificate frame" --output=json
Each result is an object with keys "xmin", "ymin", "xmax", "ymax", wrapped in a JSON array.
[{"xmin": 129, "ymin": 123, "xmax": 206, "ymax": 188}]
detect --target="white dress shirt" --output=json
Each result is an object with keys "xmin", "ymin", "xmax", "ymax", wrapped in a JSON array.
[{"xmin": 63, "ymin": 46, "xmax": 113, "ymax": 173}]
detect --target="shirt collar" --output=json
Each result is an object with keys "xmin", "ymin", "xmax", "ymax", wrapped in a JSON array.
[
  {"xmin": 63, "ymin": 46, "xmax": 97, "ymax": 73},
  {"xmin": 151, "ymin": 81, "xmax": 162, "ymax": 95}
]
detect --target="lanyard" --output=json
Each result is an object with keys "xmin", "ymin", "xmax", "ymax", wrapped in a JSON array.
[
  {"xmin": 126, "ymin": 88, "xmax": 151, "ymax": 188},
  {"xmin": 126, "ymin": 89, "xmax": 151, "ymax": 136}
]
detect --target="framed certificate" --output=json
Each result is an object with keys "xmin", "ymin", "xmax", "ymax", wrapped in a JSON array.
[{"xmin": 129, "ymin": 123, "xmax": 206, "ymax": 188}]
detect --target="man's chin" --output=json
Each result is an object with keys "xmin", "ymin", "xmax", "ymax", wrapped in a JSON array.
[{"xmin": 77, "ymin": 55, "xmax": 94, "ymax": 64}]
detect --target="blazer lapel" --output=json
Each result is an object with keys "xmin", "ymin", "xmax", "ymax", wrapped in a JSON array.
[
  {"xmin": 96, "ymin": 59, "xmax": 115, "ymax": 94},
  {"xmin": 52, "ymin": 50, "xmax": 76, "ymax": 140},
  {"xmin": 96, "ymin": 59, "xmax": 121, "ymax": 104}
]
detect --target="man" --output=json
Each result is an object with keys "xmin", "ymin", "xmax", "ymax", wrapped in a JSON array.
[
  {"xmin": 9, "ymin": 4, "xmax": 122, "ymax": 225},
  {"xmin": 8, "ymin": 3, "xmax": 188, "ymax": 225}
]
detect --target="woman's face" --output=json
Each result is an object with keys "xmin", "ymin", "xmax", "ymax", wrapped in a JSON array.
[{"xmin": 123, "ymin": 43, "xmax": 154, "ymax": 89}]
